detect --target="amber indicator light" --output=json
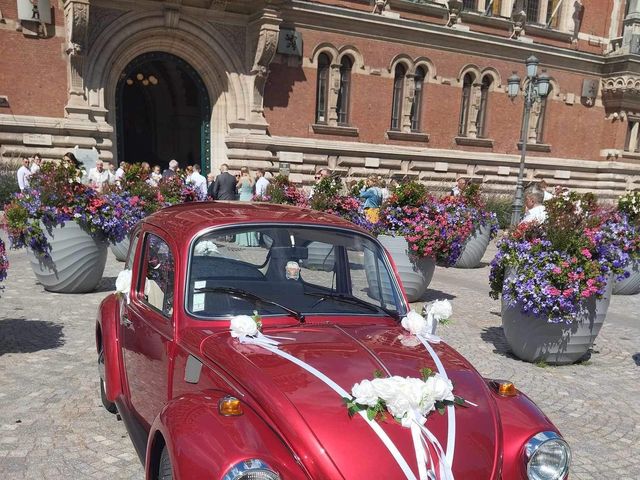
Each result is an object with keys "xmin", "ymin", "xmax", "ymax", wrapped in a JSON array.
[
  {"xmin": 219, "ymin": 396, "xmax": 243, "ymax": 416},
  {"xmin": 497, "ymin": 381, "xmax": 517, "ymax": 397}
]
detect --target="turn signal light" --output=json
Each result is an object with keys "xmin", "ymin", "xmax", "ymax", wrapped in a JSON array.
[
  {"xmin": 219, "ymin": 396, "xmax": 243, "ymax": 416},
  {"xmin": 490, "ymin": 380, "xmax": 518, "ymax": 397}
]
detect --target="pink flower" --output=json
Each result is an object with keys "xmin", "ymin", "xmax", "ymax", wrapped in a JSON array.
[
  {"xmin": 581, "ymin": 248, "xmax": 592, "ymax": 259},
  {"xmin": 562, "ymin": 289, "xmax": 574, "ymax": 298},
  {"xmin": 546, "ymin": 287, "xmax": 561, "ymax": 296},
  {"xmin": 552, "ymin": 267, "xmax": 562, "ymax": 275}
]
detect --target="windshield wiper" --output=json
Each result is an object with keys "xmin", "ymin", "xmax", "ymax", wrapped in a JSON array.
[
  {"xmin": 305, "ymin": 292, "xmax": 399, "ymax": 319},
  {"xmin": 194, "ymin": 286, "xmax": 305, "ymax": 324}
]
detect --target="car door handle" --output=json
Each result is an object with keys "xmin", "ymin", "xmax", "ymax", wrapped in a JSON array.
[{"xmin": 121, "ymin": 314, "xmax": 133, "ymax": 329}]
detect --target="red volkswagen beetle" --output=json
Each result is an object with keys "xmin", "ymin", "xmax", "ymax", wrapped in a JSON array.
[{"xmin": 97, "ymin": 202, "xmax": 570, "ymax": 480}]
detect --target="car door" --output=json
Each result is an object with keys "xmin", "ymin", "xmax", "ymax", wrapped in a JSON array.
[{"xmin": 121, "ymin": 231, "xmax": 176, "ymax": 429}]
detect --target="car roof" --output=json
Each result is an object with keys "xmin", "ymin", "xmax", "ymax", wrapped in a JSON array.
[{"xmin": 142, "ymin": 201, "xmax": 371, "ymax": 242}]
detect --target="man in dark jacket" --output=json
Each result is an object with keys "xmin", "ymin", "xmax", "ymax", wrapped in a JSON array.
[{"xmin": 212, "ymin": 163, "xmax": 237, "ymax": 200}]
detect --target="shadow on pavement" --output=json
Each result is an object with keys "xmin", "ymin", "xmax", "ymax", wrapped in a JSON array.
[
  {"xmin": 480, "ymin": 326, "xmax": 515, "ymax": 358},
  {"xmin": 633, "ymin": 353, "xmax": 640, "ymax": 366},
  {"xmin": 0, "ymin": 318, "xmax": 65, "ymax": 355},
  {"xmin": 422, "ymin": 289, "xmax": 456, "ymax": 301},
  {"xmin": 94, "ymin": 276, "xmax": 117, "ymax": 294}
]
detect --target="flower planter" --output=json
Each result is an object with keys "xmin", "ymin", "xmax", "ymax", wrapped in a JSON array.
[
  {"xmin": 501, "ymin": 278, "xmax": 612, "ymax": 365},
  {"xmin": 110, "ymin": 236, "xmax": 131, "ymax": 262},
  {"xmin": 377, "ymin": 235, "xmax": 435, "ymax": 302},
  {"xmin": 612, "ymin": 259, "xmax": 640, "ymax": 295},
  {"xmin": 27, "ymin": 221, "xmax": 108, "ymax": 293},
  {"xmin": 454, "ymin": 224, "xmax": 491, "ymax": 269}
]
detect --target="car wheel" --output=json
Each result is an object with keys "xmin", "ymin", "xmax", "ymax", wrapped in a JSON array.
[
  {"xmin": 158, "ymin": 446, "xmax": 173, "ymax": 480},
  {"xmin": 98, "ymin": 350, "xmax": 118, "ymax": 414}
]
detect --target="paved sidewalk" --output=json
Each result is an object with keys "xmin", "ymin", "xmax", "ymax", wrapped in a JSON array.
[{"xmin": 0, "ymin": 237, "xmax": 638, "ymax": 479}]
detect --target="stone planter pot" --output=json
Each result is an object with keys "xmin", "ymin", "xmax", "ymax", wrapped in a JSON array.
[
  {"xmin": 613, "ymin": 259, "xmax": 640, "ymax": 295},
  {"xmin": 27, "ymin": 221, "xmax": 108, "ymax": 293},
  {"xmin": 377, "ymin": 235, "xmax": 435, "ymax": 302},
  {"xmin": 110, "ymin": 236, "xmax": 131, "ymax": 262},
  {"xmin": 501, "ymin": 277, "xmax": 612, "ymax": 365},
  {"xmin": 454, "ymin": 224, "xmax": 491, "ymax": 269}
]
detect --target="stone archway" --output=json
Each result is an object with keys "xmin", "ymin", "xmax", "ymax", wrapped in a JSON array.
[{"xmin": 115, "ymin": 52, "xmax": 211, "ymax": 170}]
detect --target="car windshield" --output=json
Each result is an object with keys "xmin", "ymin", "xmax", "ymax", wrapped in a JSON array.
[{"xmin": 186, "ymin": 225, "xmax": 406, "ymax": 319}]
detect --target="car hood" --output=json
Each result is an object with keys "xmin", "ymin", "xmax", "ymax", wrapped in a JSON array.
[{"xmin": 200, "ymin": 321, "xmax": 502, "ymax": 479}]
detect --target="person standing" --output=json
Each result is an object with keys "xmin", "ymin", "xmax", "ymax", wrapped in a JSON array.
[
  {"xmin": 30, "ymin": 153, "xmax": 42, "ymax": 175},
  {"xmin": 212, "ymin": 163, "xmax": 237, "ymax": 200},
  {"xmin": 87, "ymin": 160, "xmax": 110, "ymax": 192},
  {"xmin": 359, "ymin": 175, "xmax": 383, "ymax": 223},
  {"xmin": 451, "ymin": 177, "xmax": 467, "ymax": 196},
  {"xmin": 163, "ymin": 159, "xmax": 179, "ymax": 178},
  {"xmin": 17, "ymin": 157, "xmax": 31, "ymax": 191},
  {"xmin": 206, "ymin": 172, "xmax": 216, "ymax": 198},
  {"xmin": 255, "ymin": 168, "xmax": 270, "ymax": 197},
  {"xmin": 235, "ymin": 167, "xmax": 259, "ymax": 246},
  {"xmin": 190, "ymin": 164, "xmax": 208, "ymax": 199},
  {"xmin": 521, "ymin": 187, "xmax": 547, "ymax": 224}
]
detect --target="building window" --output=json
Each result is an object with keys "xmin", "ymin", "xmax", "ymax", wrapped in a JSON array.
[
  {"xmin": 487, "ymin": 0, "xmax": 503, "ymax": 16},
  {"xmin": 141, "ymin": 234, "xmax": 175, "ymax": 317},
  {"xmin": 337, "ymin": 56, "xmax": 352, "ymax": 126},
  {"xmin": 462, "ymin": 0, "xmax": 478, "ymax": 11},
  {"xmin": 315, "ymin": 53, "xmax": 330, "ymax": 124},
  {"xmin": 545, "ymin": 0, "xmax": 562, "ymax": 28},
  {"xmin": 390, "ymin": 63, "xmax": 406, "ymax": 131},
  {"xmin": 477, "ymin": 75, "xmax": 492, "ymax": 138},
  {"xmin": 535, "ymin": 86, "xmax": 551, "ymax": 143},
  {"xmin": 526, "ymin": 0, "xmax": 541, "ymax": 23},
  {"xmin": 411, "ymin": 66, "xmax": 426, "ymax": 132},
  {"xmin": 625, "ymin": 118, "xmax": 640, "ymax": 153},
  {"xmin": 458, "ymin": 73, "xmax": 474, "ymax": 136}
]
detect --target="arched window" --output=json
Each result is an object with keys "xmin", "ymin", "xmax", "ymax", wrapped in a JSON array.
[
  {"xmin": 477, "ymin": 75, "xmax": 493, "ymax": 138},
  {"xmin": 535, "ymin": 85, "xmax": 552, "ymax": 143},
  {"xmin": 336, "ymin": 56, "xmax": 353, "ymax": 126},
  {"xmin": 458, "ymin": 73, "xmax": 474, "ymax": 136},
  {"xmin": 410, "ymin": 66, "xmax": 426, "ymax": 132},
  {"xmin": 315, "ymin": 53, "xmax": 330, "ymax": 124},
  {"xmin": 390, "ymin": 63, "xmax": 406, "ymax": 131}
]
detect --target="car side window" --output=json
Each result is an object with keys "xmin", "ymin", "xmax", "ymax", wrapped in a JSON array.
[
  {"xmin": 140, "ymin": 234, "xmax": 175, "ymax": 317},
  {"xmin": 125, "ymin": 233, "xmax": 140, "ymax": 270}
]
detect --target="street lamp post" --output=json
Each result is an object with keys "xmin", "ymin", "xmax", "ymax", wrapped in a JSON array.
[{"xmin": 507, "ymin": 55, "xmax": 550, "ymax": 226}]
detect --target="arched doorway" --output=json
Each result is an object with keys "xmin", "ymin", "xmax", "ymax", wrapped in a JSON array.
[{"xmin": 115, "ymin": 52, "xmax": 211, "ymax": 170}]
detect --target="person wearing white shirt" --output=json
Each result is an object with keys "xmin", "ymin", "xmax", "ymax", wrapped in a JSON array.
[
  {"xmin": 30, "ymin": 154, "xmax": 42, "ymax": 175},
  {"xmin": 189, "ymin": 164, "xmax": 208, "ymax": 198},
  {"xmin": 255, "ymin": 168, "xmax": 270, "ymax": 197},
  {"xmin": 521, "ymin": 187, "xmax": 548, "ymax": 224},
  {"xmin": 115, "ymin": 161, "xmax": 127, "ymax": 183},
  {"xmin": 87, "ymin": 160, "xmax": 111, "ymax": 192},
  {"xmin": 17, "ymin": 157, "xmax": 31, "ymax": 191},
  {"xmin": 539, "ymin": 179, "xmax": 553, "ymax": 201}
]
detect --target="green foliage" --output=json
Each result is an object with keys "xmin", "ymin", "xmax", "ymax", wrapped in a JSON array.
[
  {"xmin": 0, "ymin": 161, "xmax": 20, "ymax": 209},
  {"xmin": 544, "ymin": 192, "xmax": 599, "ymax": 254},
  {"xmin": 483, "ymin": 194, "xmax": 512, "ymax": 230},
  {"xmin": 390, "ymin": 180, "xmax": 427, "ymax": 207},
  {"xmin": 420, "ymin": 367, "xmax": 434, "ymax": 381},
  {"xmin": 461, "ymin": 183, "xmax": 482, "ymax": 207},
  {"xmin": 310, "ymin": 176, "xmax": 343, "ymax": 211},
  {"xmin": 618, "ymin": 190, "xmax": 640, "ymax": 224}
]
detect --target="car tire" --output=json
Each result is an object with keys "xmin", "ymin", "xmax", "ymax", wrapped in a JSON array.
[
  {"xmin": 98, "ymin": 350, "xmax": 118, "ymax": 414},
  {"xmin": 158, "ymin": 446, "xmax": 173, "ymax": 480}
]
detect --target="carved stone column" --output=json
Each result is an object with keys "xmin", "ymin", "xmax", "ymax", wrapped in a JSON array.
[
  {"xmin": 248, "ymin": 8, "xmax": 280, "ymax": 128},
  {"xmin": 64, "ymin": 0, "xmax": 90, "ymax": 118}
]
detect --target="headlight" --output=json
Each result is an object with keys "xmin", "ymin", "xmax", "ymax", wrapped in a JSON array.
[
  {"xmin": 222, "ymin": 459, "xmax": 280, "ymax": 480},
  {"xmin": 525, "ymin": 431, "xmax": 571, "ymax": 480}
]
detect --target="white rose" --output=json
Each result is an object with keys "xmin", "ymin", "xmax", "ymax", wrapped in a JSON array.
[
  {"xmin": 425, "ymin": 374, "xmax": 454, "ymax": 403},
  {"xmin": 401, "ymin": 310, "xmax": 428, "ymax": 335},
  {"xmin": 384, "ymin": 377, "xmax": 426, "ymax": 420},
  {"xmin": 115, "ymin": 269, "xmax": 132, "ymax": 295},
  {"xmin": 230, "ymin": 315, "xmax": 259, "ymax": 338},
  {"xmin": 428, "ymin": 299, "xmax": 453, "ymax": 322},
  {"xmin": 352, "ymin": 379, "xmax": 379, "ymax": 407}
]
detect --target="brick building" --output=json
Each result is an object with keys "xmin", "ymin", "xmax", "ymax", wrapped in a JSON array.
[{"xmin": 1, "ymin": 0, "xmax": 639, "ymax": 196}]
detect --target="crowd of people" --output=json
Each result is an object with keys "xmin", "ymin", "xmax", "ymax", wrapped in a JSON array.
[{"xmin": 16, "ymin": 153, "xmax": 558, "ymax": 226}]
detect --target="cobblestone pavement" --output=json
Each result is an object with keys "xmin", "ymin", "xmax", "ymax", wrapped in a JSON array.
[{"xmin": 0, "ymin": 237, "xmax": 638, "ymax": 479}]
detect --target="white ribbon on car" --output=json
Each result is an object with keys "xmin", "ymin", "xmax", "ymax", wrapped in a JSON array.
[{"xmin": 231, "ymin": 324, "xmax": 454, "ymax": 479}]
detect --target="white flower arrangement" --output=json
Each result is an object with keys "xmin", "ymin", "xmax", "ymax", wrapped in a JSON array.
[
  {"xmin": 194, "ymin": 240, "xmax": 219, "ymax": 256},
  {"xmin": 399, "ymin": 300, "xmax": 453, "ymax": 345},
  {"xmin": 345, "ymin": 368, "xmax": 464, "ymax": 425}
]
